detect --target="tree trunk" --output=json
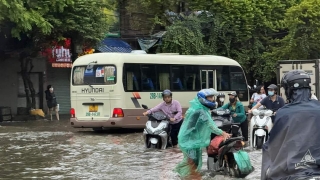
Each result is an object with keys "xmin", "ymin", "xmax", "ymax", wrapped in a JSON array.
[{"xmin": 19, "ymin": 53, "xmax": 36, "ymax": 112}]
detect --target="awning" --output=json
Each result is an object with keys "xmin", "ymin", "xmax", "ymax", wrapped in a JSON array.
[
  {"xmin": 138, "ymin": 31, "xmax": 167, "ymax": 51},
  {"xmin": 97, "ymin": 38, "xmax": 132, "ymax": 53}
]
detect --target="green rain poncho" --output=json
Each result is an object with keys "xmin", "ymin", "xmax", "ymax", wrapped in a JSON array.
[{"xmin": 174, "ymin": 97, "xmax": 223, "ymax": 178}]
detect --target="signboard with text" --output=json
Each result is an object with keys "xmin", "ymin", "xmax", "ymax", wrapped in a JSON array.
[{"xmin": 42, "ymin": 38, "xmax": 72, "ymax": 68}]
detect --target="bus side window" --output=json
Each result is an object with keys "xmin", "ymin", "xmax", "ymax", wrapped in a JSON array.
[
  {"xmin": 185, "ymin": 66, "xmax": 200, "ymax": 91},
  {"xmin": 141, "ymin": 65, "xmax": 157, "ymax": 90},
  {"xmin": 158, "ymin": 65, "xmax": 170, "ymax": 90},
  {"xmin": 124, "ymin": 64, "xmax": 141, "ymax": 91},
  {"xmin": 172, "ymin": 66, "xmax": 184, "ymax": 90}
]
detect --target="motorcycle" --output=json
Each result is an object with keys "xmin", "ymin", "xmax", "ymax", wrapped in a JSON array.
[
  {"xmin": 207, "ymin": 108, "xmax": 253, "ymax": 178},
  {"xmin": 249, "ymin": 108, "xmax": 273, "ymax": 149},
  {"xmin": 142, "ymin": 104, "xmax": 177, "ymax": 149}
]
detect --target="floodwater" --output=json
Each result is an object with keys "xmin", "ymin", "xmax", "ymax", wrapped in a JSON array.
[{"xmin": 0, "ymin": 119, "xmax": 262, "ymax": 179}]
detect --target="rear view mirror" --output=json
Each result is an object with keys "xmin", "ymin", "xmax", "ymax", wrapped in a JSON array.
[
  {"xmin": 142, "ymin": 104, "xmax": 148, "ymax": 109},
  {"xmin": 255, "ymin": 79, "xmax": 259, "ymax": 86}
]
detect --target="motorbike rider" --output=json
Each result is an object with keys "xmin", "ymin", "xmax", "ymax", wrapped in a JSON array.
[
  {"xmin": 220, "ymin": 91, "xmax": 248, "ymax": 144},
  {"xmin": 143, "ymin": 89, "xmax": 183, "ymax": 148},
  {"xmin": 248, "ymin": 84, "xmax": 285, "ymax": 123},
  {"xmin": 250, "ymin": 85, "xmax": 266, "ymax": 108},
  {"xmin": 174, "ymin": 88, "xmax": 231, "ymax": 179},
  {"xmin": 216, "ymin": 92, "xmax": 225, "ymax": 108},
  {"xmin": 261, "ymin": 70, "xmax": 320, "ymax": 180}
]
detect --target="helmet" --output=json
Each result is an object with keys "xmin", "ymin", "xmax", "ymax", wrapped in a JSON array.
[
  {"xmin": 217, "ymin": 92, "xmax": 225, "ymax": 98},
  {"xmin": 267, "ymin": 84, "xmax": 278, "ymax": 91},
  {"xmin": 281, "ymin": 70, "xmax": 311, "ymax": 100},
  {"xmin": 162, "ymin": 89, "xmax": 172, "ymax": 97},
  {"xmin": 197, "ymin": 88, "xmax": 219, "ymax": 109}
]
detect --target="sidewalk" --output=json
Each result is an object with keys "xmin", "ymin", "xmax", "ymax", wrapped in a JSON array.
[{"xmin": 3, "ymin": 114, "xmax": 70, "ymax": 122}]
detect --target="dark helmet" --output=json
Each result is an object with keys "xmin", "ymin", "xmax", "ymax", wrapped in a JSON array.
[
  {"xmin": 162, "ymin": 89, "xmax": 172, "ymax": 97},
  {"xmin": 267, "ymin": 84, "xmax": 278, "ymax": 91},
  {"xmin": 217, "ymin": 92, "xmax": 225, "ymax": 98},
  {"xmin": 281, "ymin": 70, "xmax": 311, "ymax": 99}
]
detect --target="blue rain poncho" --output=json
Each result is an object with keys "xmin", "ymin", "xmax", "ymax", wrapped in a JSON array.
[{"xmin": 174, "ymin": 97, "xmax": 223, "ymax": 178}]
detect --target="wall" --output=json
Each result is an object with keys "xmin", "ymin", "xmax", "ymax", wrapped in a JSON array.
[{"xmin": 0, "ymin": 55, "xmax": 46, "ymax": 114}]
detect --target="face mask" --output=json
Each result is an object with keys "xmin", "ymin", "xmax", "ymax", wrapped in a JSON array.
[
  {"xmin": 229, "ymin": 98, "xmax": 235, "ymax": 103},
  {"xmin": 49, "ymin": 88, "xmax": 53, "ymax": 91},
  {"xmin": 268, "ymin": 91, "xmax": 274, "ymax": 96},
  {"xmin": 219, "ymin": 98, "xmax": 225, "ymax": 102}
]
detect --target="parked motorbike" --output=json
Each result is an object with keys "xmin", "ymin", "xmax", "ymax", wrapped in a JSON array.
[
  {"xmin": 207, "ymin": 108, "xmax": 253, "ymax": 177},
  {"xmin": 142, "ymin": 104, "xmax": 177, "ymax": 149},
  {"xmin": 249, "ymin": 108, "xmax": 273, "ymax": 149}
]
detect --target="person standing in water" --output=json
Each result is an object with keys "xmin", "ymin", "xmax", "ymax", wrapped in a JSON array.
[
  {"xmin": 45, "ymin": 85, "xmax": 59, "ymax": 121},
  {"xmin": 174, "ymin": 88, "xmax": 231, "ymax": 179}
]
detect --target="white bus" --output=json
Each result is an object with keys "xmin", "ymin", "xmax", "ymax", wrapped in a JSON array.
[{"xmin": 70, "ymin": 53, "xmax": 249, "ymax": 130}]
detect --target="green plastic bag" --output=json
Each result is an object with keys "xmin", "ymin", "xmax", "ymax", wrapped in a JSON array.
[{"xmin": 233, "ymin": 150, "xmax": 253, "ymax": 174}]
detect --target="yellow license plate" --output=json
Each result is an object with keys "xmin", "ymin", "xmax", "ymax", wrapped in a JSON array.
[{"xmin": 89, "ymin": 104, "xmax": 98, "ymax": 112}]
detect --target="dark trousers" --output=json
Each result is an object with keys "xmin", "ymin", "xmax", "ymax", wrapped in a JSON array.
[
  {"xmin": 170, "ymin": 120, "xmax": 183, "ymax": 146},
  {"xmin": 240, "ymin": 119, "xmax": 249, "ymax": 141}
]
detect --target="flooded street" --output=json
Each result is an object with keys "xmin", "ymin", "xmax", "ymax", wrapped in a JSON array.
[{"xmin": 0, "ymin": 119, "xmax": 262, "ymax": 179}]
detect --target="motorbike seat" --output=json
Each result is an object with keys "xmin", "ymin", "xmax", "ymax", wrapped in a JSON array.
[{"xmin": 218, "ymin": 137, "xmax": 243, "ymax": 148}]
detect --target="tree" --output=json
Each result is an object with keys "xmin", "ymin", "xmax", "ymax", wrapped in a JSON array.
[
  {"xmin": 0, "ymin": 0, "xmax": 113, "ymax": 111},
  {"xmin": 161, "ymin": 15, "xmax": 206, "ymax": 55},
  {"xmin": 132, "ymin": 0, "xmax": 299, "ymax": 82},
  {"xmin": 265, "ymin": 0, "xmax": 320, "ymax": 61}
]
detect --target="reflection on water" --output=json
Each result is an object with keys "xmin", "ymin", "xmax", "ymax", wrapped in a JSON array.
[{"xmin": 0, "ymin": 121, "xmax": 262, "ymax": 179}]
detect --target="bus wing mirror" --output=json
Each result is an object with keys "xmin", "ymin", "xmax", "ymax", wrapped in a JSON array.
[{"xmin": 142, "ymin": 104, "xmax": 148, "ymax": 109}]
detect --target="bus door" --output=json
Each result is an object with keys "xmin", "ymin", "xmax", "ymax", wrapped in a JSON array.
[{"xmin": 200, "ymin": 70, "xmax": 216, "ymax": 89}]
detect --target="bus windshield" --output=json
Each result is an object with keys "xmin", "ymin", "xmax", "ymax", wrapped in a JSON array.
[{"xmin": 72, "ymin": 65, "xmax": 116, "ymax": 85}]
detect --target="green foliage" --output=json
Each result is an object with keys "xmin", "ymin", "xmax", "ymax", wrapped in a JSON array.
[
  {"xmin": 162, "ymin": 16, "xmax": 205, "ymax": 55},
  {"xmin": 126, "ymin": 0, "xmax": 319, "ymax": 82},
  {"xmin": 127, "ymin": 0, "xmax": 302, "ymax": 82},
  {"xmin": 266, "ymin": 0, "xmax": 320, "ymax": 60},
  {"xmin": 0, "ymin": 0, "xmax": 114, "ymax": 48}
]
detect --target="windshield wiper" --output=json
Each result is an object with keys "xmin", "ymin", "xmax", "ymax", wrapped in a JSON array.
[{"xmin": 85, "ymin": 82, "xmax": 93, "ymax": 88}]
